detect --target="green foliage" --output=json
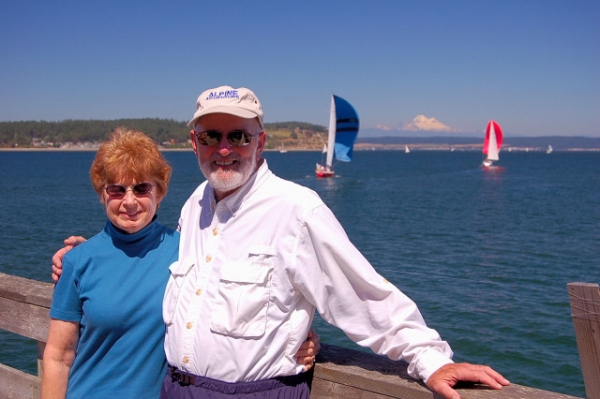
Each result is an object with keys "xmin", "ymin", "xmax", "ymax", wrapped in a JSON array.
[
  {"xmin": 265, "ymin": 121, "xmax": 326, "ymax": 133},
  {"xmin": 0, "ymin": 119, "xmax": 328, "ymax": 149},
  {"xmin": 0, "ymin": 119, "xmax": 191, "ymax": 148}
]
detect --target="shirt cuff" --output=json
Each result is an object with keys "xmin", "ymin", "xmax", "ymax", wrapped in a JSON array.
[{"xmin": 414, "ymin": 349, "xmax": 454, "ymax": 384}]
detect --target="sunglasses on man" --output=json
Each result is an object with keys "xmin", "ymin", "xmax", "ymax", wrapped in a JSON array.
[{"xmin": 193, "ymin": 130, "xmax": 261, "ymax": 147}]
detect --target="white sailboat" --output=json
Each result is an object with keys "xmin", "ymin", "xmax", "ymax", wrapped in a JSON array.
[
  {"xmin": 546, "ymin": 145, "xmax": 553, "ymax": 154},
  {"xmin": 316, "ymin": 95, "xmax": 359, "ymax": 178},
  {"xmin": 279, "ymin": 143, "xmax": 288, "ymax": 153},
  {"xmin": 405, "ymin": 145, "xmax": 410, "ymax": 154},
  {"xmin": 482, "ymin": 120, "xmax": 503, "ymax": 167}
]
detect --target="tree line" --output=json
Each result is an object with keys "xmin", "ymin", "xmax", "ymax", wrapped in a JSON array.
[
  {"xmin": 0, "ymin": 119, "xmax": 327, "ymax": 148},
  {"xmin": 0, "ymin": 119, "xmax": 190, "ymax": 148}
]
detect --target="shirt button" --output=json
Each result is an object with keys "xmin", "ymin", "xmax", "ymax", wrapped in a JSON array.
[
  {"xmin": 212, "ymin": 228, "xmax": 219, "ymax": 236},
  {"xmin": 196, "ymin": 289, "xmax": 202, "ymax": 296},
  {"xmin": 205, "ymin": 255, "xmax": 212, "ymax": 262},
  {"xmin": 183, "ymin": 356, "xmax": 189, "ymax": 364},
  {"xmin": 186, "ymin": 322, "xmax": 193, "ymax": 329}
]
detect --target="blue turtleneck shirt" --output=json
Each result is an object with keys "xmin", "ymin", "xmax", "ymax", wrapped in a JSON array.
[{"xmin": 50, "ymin": 218, "xmax": 179, "ymax": 399}]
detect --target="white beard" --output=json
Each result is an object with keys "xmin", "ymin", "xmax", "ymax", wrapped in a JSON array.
[{"xmin": 200, "ymin": 155, "xmax": 257, "ymax": 195}]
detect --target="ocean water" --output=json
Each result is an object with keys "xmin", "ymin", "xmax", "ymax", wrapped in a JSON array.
[{"xmin": 1, "ymin": 149, "xmax": 598, "ymax": 397}]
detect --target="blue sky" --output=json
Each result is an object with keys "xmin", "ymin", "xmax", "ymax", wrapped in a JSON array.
[{"xmin": 1, "ymin": 1, "xmax": 598, "ymax": 137}]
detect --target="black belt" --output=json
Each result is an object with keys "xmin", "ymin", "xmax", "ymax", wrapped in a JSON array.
[
  {"xmin": 167, "ymin": 366, "xmax": 314, "ymax": 389},
  {"xmin": 168, "ymin": 366, "xmax": 198, "ymax": 385}
]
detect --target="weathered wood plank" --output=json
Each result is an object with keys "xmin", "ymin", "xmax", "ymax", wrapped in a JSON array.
[
  {"xmin": 0, "ymin": 296, "xmax": 50, "ymax": 342},
  {"xmin": 0, "ymin": 363, "xmax": 40, "ymax": 399},
  {"xmin": 0, "ymin": 273, "xmax": 53, "ymax": 308},
  {"xmin": 314, "ymin": 344, "xmax": 430, "ymax": 398},
  {"xmin": 312, "ymin": 379, "xmax": 405, "ymax": 399},
  {"xmin": 0, "ymin": 273, "xmax": 52, "ymax": 342},
  {"xmin": 568, "ymin": 282, "xmax": 600, "ymax": 399},
  {"xmin": 313, "ymin": 344, "xmax": 583, "ymax": 399}
]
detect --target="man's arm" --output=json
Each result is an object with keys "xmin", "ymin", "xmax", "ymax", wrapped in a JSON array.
[
  {"xmin": 426, "ymin": 363, "xmax": 510, "ymax": 399},
  {"xmin": 298, "ymin": 206, "xmax": 509, "ymax": 399},
  {"xmin": 51, "ymin": 236, "xmax": 86, "ymax": 282}
]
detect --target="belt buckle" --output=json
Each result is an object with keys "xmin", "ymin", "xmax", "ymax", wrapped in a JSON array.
[{"xmin": 172, "ymin": 369, "xmax": 194, "ymax": 385}]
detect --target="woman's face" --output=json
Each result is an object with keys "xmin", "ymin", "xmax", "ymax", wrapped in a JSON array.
[{"xmin": 101, "ymin": 177, "xmax": 163, "ymax": 234}]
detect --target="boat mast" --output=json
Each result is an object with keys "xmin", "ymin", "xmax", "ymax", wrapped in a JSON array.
[{"xmin": 326, "ymin": 95, "xmax": 336, "ymax": 169}]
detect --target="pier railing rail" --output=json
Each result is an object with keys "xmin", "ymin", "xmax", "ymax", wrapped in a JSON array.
[{"xmin": 0, "ymin": 272, "xmax": 591, "ymax": 399}]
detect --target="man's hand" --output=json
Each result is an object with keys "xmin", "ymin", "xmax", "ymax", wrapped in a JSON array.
[
  {"xmin": 295, "ymin": 329, "xmax": 321, "ymax": 371},
  {"xmin": 426, "ymin": 362, "xmax": 510, "ymax": 399},
  {"xmin": 51, "ymin": 236, "xmax": 86, "ymax": 282}
]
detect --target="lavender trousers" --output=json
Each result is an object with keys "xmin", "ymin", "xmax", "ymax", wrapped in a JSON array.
[{"xmin": 160, "ymin": 366, "xmax": 313, "ymax": 399}]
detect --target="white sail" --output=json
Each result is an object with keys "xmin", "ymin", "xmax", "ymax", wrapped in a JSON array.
[
  {"xmin": 487, "ymin": 123, "xmax": 499, "ymax": 161},
  {"xmin": 326, "ymin": 96, "xmax": 336, "ymax": 168}
]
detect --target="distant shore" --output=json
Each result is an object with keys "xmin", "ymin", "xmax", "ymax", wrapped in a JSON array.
[
  {"xmin": 4, "ymin": 139, "xmax": 598, "ymax": 152},
  {"xmin": 2, "ymin": 146, "xmax": 599, "ymax": 152},
  {"xmin": 0, "ymin": 146, "xmax": 319, "ymax": 152},
  {"xmin": 0, "ymin": 147, "xmax": 190, "ymax": 152}
]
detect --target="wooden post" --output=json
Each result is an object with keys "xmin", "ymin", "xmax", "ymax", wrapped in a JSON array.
[
  {"xmin": 38, "ymin": 341, "xmax": 46, "ymax": 377},
  {"xmin": 568, "ymin": 282, "xmax": 600, "ymax": 399}
]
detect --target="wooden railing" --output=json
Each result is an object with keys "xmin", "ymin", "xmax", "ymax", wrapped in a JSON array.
[
  {"xmin": 0, "ymin": 273, "xmax": 51, "ymax": 399},
  {"xmin": 568, "ymin": 282, "xmax": 600, "ymax": 399},
  {"xmin": 0, "ymin": 272, "xmax": 590, "ymax": 399}
]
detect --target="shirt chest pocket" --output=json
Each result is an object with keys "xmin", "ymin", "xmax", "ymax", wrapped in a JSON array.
[
  {"xmin": 210, "ymin": 246, "xmax": 275, "ymax": 338},
  {"xmin": 163, "ymin": 259, "xmax": 195, "ymax": 325}
]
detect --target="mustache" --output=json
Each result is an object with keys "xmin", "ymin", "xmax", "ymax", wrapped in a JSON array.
[{"xmin": 208, "ymin": 153, "xmax": 242, "ymax": 163}]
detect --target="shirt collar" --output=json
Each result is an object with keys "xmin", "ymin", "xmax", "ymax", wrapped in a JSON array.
[
  {"xmin": 104, "ymin": 215, "xmax": 161, "ymax": 246},
  {"xmin": 217, "ymin": 159, "xmax": 270, "ymax": 214}
]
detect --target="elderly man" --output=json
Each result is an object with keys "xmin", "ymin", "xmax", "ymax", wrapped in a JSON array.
[{"xmin": 158, "ymin": 85, "xmax": 509, "ymax": 399}]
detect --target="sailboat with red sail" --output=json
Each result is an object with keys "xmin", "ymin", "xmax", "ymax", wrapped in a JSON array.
[{"xmin": 482, "ymin": 120, "xmax": 503, "ymax": 167}]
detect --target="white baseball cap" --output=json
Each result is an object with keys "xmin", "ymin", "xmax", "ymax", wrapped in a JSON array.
[{"xmin": 187, "ymin": 85, "xmax": 264, "ymax": 128}]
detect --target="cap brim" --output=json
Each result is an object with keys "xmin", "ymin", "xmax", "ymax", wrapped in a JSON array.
[{"xmin": 187, "ymin": 107, "xmax": 261, "ymax": 127}]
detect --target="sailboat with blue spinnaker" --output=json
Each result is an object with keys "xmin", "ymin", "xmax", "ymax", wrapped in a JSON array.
[{"xmin": 316, "ymin": 95, "xmax": 360, "ymax": 178}]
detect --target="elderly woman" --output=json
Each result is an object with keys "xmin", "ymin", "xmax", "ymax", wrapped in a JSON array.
[
  {"xmin": 41, "ymin": 127, "xmax": 180, "ymax": 398},
  {"xmin": 42, "ymin": 128, "xmax": 319, "ymax": 398}
]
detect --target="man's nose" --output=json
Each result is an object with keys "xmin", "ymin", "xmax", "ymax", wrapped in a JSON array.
[{"xmin": 216, "ymin": 134, "xmax": 233, "ymax": 156}]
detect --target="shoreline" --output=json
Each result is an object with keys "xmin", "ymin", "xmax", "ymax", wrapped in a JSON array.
[
  {"xmin": 0, "ymin": 147, "xmax": 319, "ymax": 152},
  {"xmin": 1, "ymin": 147, "xmax": 599, "ymax": 152}
]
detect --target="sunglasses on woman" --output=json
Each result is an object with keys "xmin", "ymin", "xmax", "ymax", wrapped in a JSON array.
[
  {"xmin": 193, "ymin": 130, "xmax": 260, "ymax": 147},
  {"xmin": 104, "ymin": 182, "xmax": 154, "ymax": 198}
]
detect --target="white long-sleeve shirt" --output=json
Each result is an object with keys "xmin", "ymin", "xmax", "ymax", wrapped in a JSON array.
[{"xmin": 163, "ymin": 160, "xmax": 453, "ymax": 383}]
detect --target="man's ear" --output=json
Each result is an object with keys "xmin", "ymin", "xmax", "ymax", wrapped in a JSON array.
[
  {"xmin": 190, "ymin": 130, "xmax": 198, "ymax": 153},
  {"xmin": 256, "ymin": 131, "xmax": 267, "ymax": 161}
]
